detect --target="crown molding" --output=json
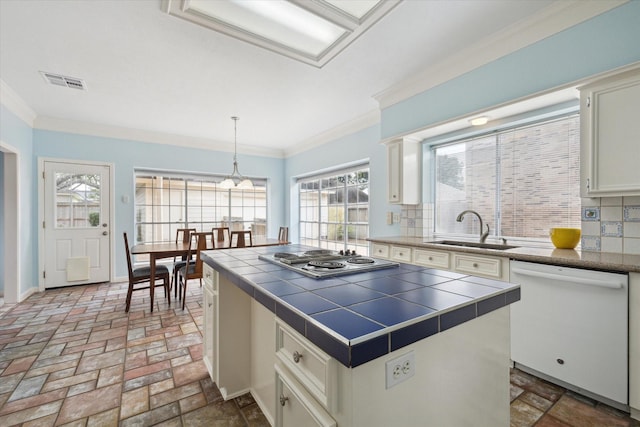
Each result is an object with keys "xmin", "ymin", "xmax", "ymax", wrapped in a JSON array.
[
  {"xmin": 0, "ymin": 79, "xmax": 37, "ymax": 126},
  {"xmin": 283, "ymin": 109, "xmax": 380, "ymax": 157},
  {"xmin": 33, "ymin": 116, "xmax": 284, "ymax": 158},
  {"xmin": 373, "ymin": 0, "xmax": 627, "ymax": 109}
]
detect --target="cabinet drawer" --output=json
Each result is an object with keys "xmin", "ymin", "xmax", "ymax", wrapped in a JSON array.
[
  {"xmin": 276, "ymin": 321, "xmax": 337, "ymax": 411},
  {"xmin": 453, "ymin": 253, "xmax": 502, "ymax": 278},
  {"xmin": 390, "ymin": 245, "xmax": 412, "ymax": 263},
  {"xmin": 275, "ymin": 363, "xmax": 336, "ymax": 427},
  {"xmin": 203, "ymin": 263, "xmax": 218, "ymax": 292},
  {"xmin": 371, "ymin": 243, "xmax": 389, "ymax": 259},
  {"xmin": 413, "ymin": 249, "xmax": 450, "ymax": 269}
]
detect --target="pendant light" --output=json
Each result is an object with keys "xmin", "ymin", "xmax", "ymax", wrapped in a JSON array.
[{"xmin": 220, "ymin": 116, "xmax": 253, "ymax": 189}]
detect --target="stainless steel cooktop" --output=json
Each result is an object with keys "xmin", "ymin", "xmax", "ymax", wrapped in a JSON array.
[{"xmin": 258, "ymin": 249, "xmax": 399, "ymax": 279}]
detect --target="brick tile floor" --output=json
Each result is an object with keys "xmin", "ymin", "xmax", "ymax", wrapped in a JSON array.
[
  {"xmin": 1, "ymin": 282, "xmax": 639, "ymax": 426},
  {"xmin": 0, "ymin": 281, "xmax": 269, "ymax": 426}
]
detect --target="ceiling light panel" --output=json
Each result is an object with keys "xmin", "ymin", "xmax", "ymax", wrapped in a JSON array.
[
  {"xmin": 189, "ymin": 0, "xmax": 346, "ymax": 56},
  {"xmin": 162, "ymin": 0, "xmax": 402, "ymax": 67}
]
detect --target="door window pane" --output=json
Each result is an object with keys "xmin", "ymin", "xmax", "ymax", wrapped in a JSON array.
[{"xmin": 55, "ymin": 173, "xmax": 101, "ymax": 228}]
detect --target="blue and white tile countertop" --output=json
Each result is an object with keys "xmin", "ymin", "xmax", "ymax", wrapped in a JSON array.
[{"xmin": 202, "ymin": 244, "xmax": 520, "ymax": 369}]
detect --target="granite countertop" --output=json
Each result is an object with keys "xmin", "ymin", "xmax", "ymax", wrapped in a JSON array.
[
  {"xmin": 202, "ymin": 244, "xmax": 520, "ymax": 369},
  {"xmin": 368, "ymin": 236, "xmax": 640, "ymax": 274}
]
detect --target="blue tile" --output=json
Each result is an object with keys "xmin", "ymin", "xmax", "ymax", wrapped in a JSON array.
[
  {"xmin": 396, "ymin": 263, "xmax": 425, "ymax": 272},
  {"xmin": 288, "ymin": 276, "xmax": 347, "ymax": 291},
  {"xmin": 280, "ymin": 293, "xmax": 339, "ymax": 315},
  {"xmin": 311, "ymin": 309, "xmax": 384, "ymax": 340},
  {"xmin": 355, "ymin": 277, "xmax": 424, "ymax": 295},
  {"xmin": 396, "ymin": 287, "xmax": 472, "ymax": 310},
  {"xmin": 254, "ymin": 289, "xmax": 276, "ymax": 313},
  {"xmin": 257, "ymin": 280, "xmax": 305, "ymax": 297},
  {"xmin": 391, "ymin": 317, "xmax": 439, "ymax": 352},
  {"xmin": 349, "ymin": 297, "xmax": 435, "ymax": 327},
  {"xmin": 341, "ymin": 270, "xmax": 398, "ymax": 283},
  {"xmin": 313, "ymin": 284, "xmax": 385, "ymax": 306},
  {"xmin": 270, "ymin": 269, "xmax": 306, "ymax": 280},
  {"xmin": 422, "ymin": 268, "xmax": 467, "ymax": 279},
  {"xmin": 391, "ymin": 271, "xmax": 452, "ymax": 287},
  {"xmin": 257, "ymin": 263, "xmax": 290, "ymax": 272},
  {"xmin": 460, "ymin": 276, "xmax": 513, "ymax": 289},
  {"xmin": 430, "ymin": 280, "xmax": 499, "ymax": 298},
  {"xmin": 440, "ymin": 304, "xmax": 476, "ymax": 331},
  {"xmin": 351, "ymin": 334, "xmax": 389, "ymax": 368},
  {"xmin": 506, "ymin": 288, "xmax": 521, "ymax": 304},
  {"xmin": 276, "ymin": 303, "xmax": 305, "ymax": 335},
  {"xmin": 234, "ymin": 277, "xmax": 254, "ymax": 296},
  {"xmin": 306, "ymin": 321, "xmax": 350, "ymax": 367},
  {"xmin": 243, "ymin": 272, "xmax": 282, "ymax": 284},
  {"xmin": 477, "ymin": 294, "xmax": 505, "ymax": 316}
]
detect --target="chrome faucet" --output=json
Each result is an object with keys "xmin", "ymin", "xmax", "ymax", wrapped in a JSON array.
[{"xmin": 456, "ymin": 210, "xmax": 490, "ymax": 243}]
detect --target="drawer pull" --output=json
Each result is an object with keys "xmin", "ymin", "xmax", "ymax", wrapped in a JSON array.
[
  {"xmin": 399, "ymin": 252, "xmax": 404, "ymax": 256},
  {"xmin": 279, "ymin": 394, "xmax": 289, "ymax": 406},
  {"xmin": 557, "ymin": 358, "xmax": 565, "ymax": 365},
  {"xmin": 473, "ymin": 263, "xmax": 479, "ymax": 268},
  {"xmin": 293, "ymin": 351, "xmax": 303, "ymax": 363},
  {"xmin": 428, "ymin": 256, "xmax": 433, "ymax": 261}
]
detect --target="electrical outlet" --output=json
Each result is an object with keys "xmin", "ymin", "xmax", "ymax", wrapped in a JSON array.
[
  {"xmin": 386, "ymin": 212, "xmax": 393, "ymax": 225},
  {"xmin": 393, "ymin": 213, "xmax": 400, "ymax": 224},
  {"xmin": 385, "ymin": 351, "xmax": 415, "ymax": 389}
]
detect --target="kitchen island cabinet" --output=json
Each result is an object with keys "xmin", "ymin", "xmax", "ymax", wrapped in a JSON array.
[
  {"xmin": 368, "ymin": 236, "xmax": 640, "ymax": 420},
  {"xmin": 202, "ymin": 245, "xmax": 520, "ymax": 426}
]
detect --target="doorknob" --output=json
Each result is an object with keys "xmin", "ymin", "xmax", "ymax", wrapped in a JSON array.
[{"xmin": 102, "ymin": 231, "xmax": 108, "ymax": 236}]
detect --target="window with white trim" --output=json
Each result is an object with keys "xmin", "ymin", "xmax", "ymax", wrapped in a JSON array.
[
  {"xmin": 298, "ymin": 165, "xmax": 370, "ymax": 255},
  {"xmin": 134, "ymin": 172, "xmax": 267, "ymax": 245},
  {"xmin": 433, "ymin": 114, "xmax": 581, "ymax": 242}
]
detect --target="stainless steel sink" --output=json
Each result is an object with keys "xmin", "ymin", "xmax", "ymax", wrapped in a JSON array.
[{"xmin": 427, "ymin": 240, "xmax": 519, "ymax": 250}]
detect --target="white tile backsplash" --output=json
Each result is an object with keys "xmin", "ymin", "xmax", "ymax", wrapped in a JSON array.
[
  {"xmin": 601, "ymin": 206, "xmax": 622, "ymax": 221},
  {"xmin": 401, "ymin": 198, "xmax": 639, "ymax": 254}
]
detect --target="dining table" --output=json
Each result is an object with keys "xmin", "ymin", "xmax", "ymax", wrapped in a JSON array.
[{"xmin": 130, "ymin": 237, "xmax": 288, "ymax": 310}]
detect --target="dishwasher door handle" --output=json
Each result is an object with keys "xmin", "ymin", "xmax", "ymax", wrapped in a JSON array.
[{"xmin": 511, "ymin": 267, "xmax": 623, "ymax": 289}]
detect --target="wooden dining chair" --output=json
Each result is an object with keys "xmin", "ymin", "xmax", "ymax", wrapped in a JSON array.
[
  {"xmin": 123, "ymin": 232, "xmax": 170, "ymax": 312},
  {"xmin": 178, "ymin": 231, "xmax": 214, "ymax": 310},
  {"xmin": 212, "ymin": 226, "xmax": 231, "ymax": 248},
  {"xmin": 230, "ymin": 230, "xmax": 253, "ymax": 248},
  {"xmin": 278, "ymin": 226, "xmax": 289, "ymax": 243},
  {"xmin": 171, "ymin": 228, "xmax": 196, "ymax": 298}
]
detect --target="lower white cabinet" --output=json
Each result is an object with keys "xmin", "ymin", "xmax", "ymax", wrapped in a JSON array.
[
  {"xmin": 369, "ymin": 242, "xmax": 508, "ymax": 280},
  {"xmin": 275, "ymin": 363, "xmax": 336, "ymax": 427},
  {"xmin": 202, "ymin": 264, "xmax": 218, "ymax": 382},
  {"xmin": 630, "ymin": 272, "xmax": 640, "ymax": 420}
]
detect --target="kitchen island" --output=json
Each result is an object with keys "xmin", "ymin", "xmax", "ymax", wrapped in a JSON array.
[{"xmin": 201, "ymin": 244, "xmax": 520, "ymax": 426}]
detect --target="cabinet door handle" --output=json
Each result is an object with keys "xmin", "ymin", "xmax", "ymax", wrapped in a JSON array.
[
  {"xmin": 293, "ymin": 351, "xmax": 303, "ymax": 363},
  {"xmin": 279, "ymin": 394, "xmax": 289, "ymax": 406},
  {"xmin": 557, "ymin": 358, "xmax": 565, "ymax": 365},
  {"xmin": 208, "ymin": 302, "xmax": 212, "ymax": 308}
]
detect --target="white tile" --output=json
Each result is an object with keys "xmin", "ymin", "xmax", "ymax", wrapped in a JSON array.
[
  {"xmin": 601, "ymin": 206, "xmax": 622, "ymax": 221},
  {"xmin": 623, "ymin": 237, "xmax": 640, "ymax": 255},
  {"xmin": 601, "ymin": 237, "xmax": 623, "ymax": 253},
  {"xmin": 601, "ymin": 221, "xmax": 623, "ymax": 237},
  {"xmin": 623, "ymin": 196, "xmax": 640, "ymax": 205},
  {"xmin": 624, "ymin": 222, "xmax": 640, "ymax": 238},
  {"xmin": 601, "ymin": 197, "xmax": 623, "ymax": 207},
  {"xmin": 581, "ymin": 197, "xmax": 601, "ymax": 207},
  {"xmin": 580, "ymin": 221, "xmax": 600, "ymax": 236}
]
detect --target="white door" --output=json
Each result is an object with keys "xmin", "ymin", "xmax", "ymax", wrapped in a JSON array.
[{"xmin": 43, "ymin": 160, "xmax": 111, "ymax": 288}]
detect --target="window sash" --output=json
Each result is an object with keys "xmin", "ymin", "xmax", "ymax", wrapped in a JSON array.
[
  {"xmin": 433, "ymin": 115, "xmax": 580, "ymax": 241},
  {"xmin": 298, "ymin": 165, "xmax": 370, "ymax": 254}
]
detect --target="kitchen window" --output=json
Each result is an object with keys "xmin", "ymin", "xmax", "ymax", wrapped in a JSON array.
[
  {"xmin": 432, "ymin": 114, "xmax": 580, "ymax": 242},
  {"xmin": 298, "ymin": 165, "xmax": 370, "ymax": 255},
  {"xmin": 134, "ymin": 172, "xmax": 267, "ymax": 246}
]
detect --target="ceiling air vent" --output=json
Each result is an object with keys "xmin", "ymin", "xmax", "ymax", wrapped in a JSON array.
[{"xmin": 40, "ymin": 71, "xmax": 87, "ymax": 90}]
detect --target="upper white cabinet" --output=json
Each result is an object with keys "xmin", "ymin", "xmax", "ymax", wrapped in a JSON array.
[
  {"xmin": 580, "ymin": 66, "xmax": 640, "ymax": 197},
  {"xmin": 387, "ymin": 138, "xmax": 421, "ymax": 204}
]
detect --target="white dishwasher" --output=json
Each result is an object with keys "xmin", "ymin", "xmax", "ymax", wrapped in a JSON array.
[{"xmin": 510, "ymin": 260, "xmax": 628, "ymax": 408}]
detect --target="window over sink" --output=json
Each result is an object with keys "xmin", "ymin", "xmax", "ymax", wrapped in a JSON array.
[{"xmin": 431, "ymin": 114, "xmax": 581, "ymax": 242}]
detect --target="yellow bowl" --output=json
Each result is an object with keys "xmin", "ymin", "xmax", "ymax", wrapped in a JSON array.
[{"xmin": 549, "ymin": 228, "xmax": 581, "ymax": 249}]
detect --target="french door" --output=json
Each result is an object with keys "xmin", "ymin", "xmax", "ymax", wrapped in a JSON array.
[{"xmin": 42, "ymin": 160, "xmax": 112, "ymax": 288}]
